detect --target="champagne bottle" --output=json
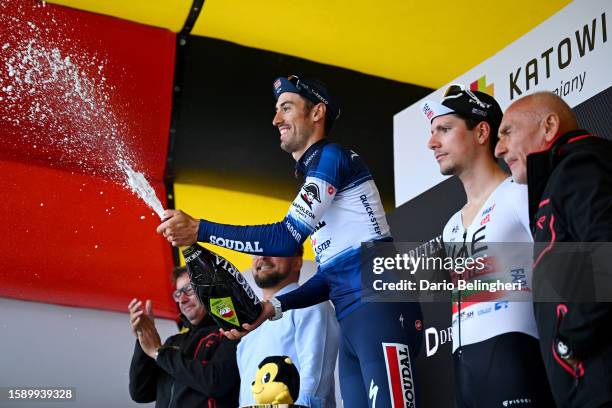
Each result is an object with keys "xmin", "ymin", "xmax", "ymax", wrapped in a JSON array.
[{"xmin": 182, "ymin": 243, "xmax": 263, "ymax": 331}]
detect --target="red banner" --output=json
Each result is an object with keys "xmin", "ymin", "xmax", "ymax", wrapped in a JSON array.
[{"xmin": 0, "ymin": 1, "xmax": 178, "ymax": 318}]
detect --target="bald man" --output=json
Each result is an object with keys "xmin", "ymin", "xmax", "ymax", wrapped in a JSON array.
[{"xmin": 496, "ymin": 92, "xmax": 612, "ymax": 407}]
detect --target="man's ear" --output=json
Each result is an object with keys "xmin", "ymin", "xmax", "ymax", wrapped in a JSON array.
[
  {"xmin": 477, "ymin": 121, "xmax": 491, "ymax": 146},
  {"xmin": 312, "ymin": 103, "xmax": 326, "ymax": 123},
  {"xmin": 542, "ymin": 112, "xmax": 561, "ymax": 143}
]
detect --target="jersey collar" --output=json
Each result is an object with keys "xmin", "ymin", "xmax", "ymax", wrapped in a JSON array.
[{"xmin": 295, "ymin": 139, "xmax": 328, "ymax": 177}]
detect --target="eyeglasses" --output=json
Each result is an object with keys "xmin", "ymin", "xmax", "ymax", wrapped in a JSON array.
[{"xmin": 172, "ymin": 284, "xmax": 195, "ymax": 300}]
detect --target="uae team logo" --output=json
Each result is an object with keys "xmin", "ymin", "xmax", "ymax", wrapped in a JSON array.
[{"xmin": 300, "ymin": 183, "xmax": 321, "ymax": 209}]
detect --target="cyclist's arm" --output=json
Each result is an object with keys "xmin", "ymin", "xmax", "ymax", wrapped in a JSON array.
[
  {"xmin": 198, "ymin": 176, "xmax": 338, "ymax": 256},
  {"xmin": 277, "ymin": 272, "xmax": 330, "ymax": 310}
]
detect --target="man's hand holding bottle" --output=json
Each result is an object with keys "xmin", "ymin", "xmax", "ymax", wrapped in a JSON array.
[{"xmin": 157, "ymin": 209, "xmax": 199, "ymax": 247}]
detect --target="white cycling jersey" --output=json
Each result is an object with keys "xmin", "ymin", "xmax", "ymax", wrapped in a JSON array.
[{"xmin": 443, "ymin": 177, "xmax": 539, "ymax": 352}]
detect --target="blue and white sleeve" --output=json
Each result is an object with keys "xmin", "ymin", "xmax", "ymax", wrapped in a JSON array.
[{"xmin": 197, "ymin": 175, "xmax": 338, "ymax": 257}]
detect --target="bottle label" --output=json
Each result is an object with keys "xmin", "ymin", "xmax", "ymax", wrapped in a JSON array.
[
  {"xmin": 184, "ymin": 248, "xmax": 202, "ymax": 263},
  {"xmin": 210, "ymin": 297, "xmax": 240, "ymax": 327},
  {"xmin": 212, "ymin": 254, "xmax": 261, "ymax": 305}
]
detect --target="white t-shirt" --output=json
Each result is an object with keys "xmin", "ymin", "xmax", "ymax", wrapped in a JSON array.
[
  {"xmin": 443, "ymin": 177, "xmax": 538, "ymax": 352},
  {"xmin": 236, "ymin": 283, "xmax": 340, "ymax": 406}
]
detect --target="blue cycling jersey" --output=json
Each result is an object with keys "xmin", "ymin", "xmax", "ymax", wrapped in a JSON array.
[{"xmin": 197, "ymin": 139, "xmax": 391, "ymax": 318}]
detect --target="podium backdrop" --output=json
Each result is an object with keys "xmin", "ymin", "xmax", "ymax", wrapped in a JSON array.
[{"xmin": 390, "ymin": 0, "xmax": 612, "ymax": 406}]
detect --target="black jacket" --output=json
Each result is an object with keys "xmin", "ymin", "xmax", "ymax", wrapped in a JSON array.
[
  {"xmin": 129, "ymin": 314, "xmax": 239, "ymax": 408},
  {"xmin": 527, "ymin": 129, "xmax": 612, "ymax": 407}
]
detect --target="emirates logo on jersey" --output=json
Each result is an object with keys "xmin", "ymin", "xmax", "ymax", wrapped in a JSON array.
[
  {"xmin": 481, "ymin": 203, "xmax": 496, "ymax": 216},
  {"xmin": 300, "ymin": 183, "xmax": 321, "ymax": 209}
]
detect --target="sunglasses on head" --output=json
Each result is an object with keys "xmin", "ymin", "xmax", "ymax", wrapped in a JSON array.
[
  {"xmin": 287, "ymin": 75, "xmax": 328, "ymax": 106},
  {"xmin": 443, "ymin": 83, "xmax": 490, "ymax": 111},
  {"xmin": 286, "ymin": 75, "xmax": 340, "ymax": 120},
  {"xmin": 444, "ymin": 83, "xmax": 466, "ymax": 98}
]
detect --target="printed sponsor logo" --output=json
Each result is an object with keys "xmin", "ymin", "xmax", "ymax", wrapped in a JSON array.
[
  {"xmin": 285, "ymin": 220, "xmax": 302, "ymax": 242},
  {"xmin": 511, "ymin": 268, "xmax": 526, "ymax": 288},
  {"xmin": 495, "ymin": 300, "xmax": 509, "ymax": 310},
  {"xmin": 457, "ymin": 310, "xmax": 475, "ymax": 322},
  {"xmin": 313, "ymin": 220, "xmax": 326, "ymax": 233},
  {"xmin": 466, "ymin": 89, "xmax": 492, "ymax": 109},
  {"xmin": 300, "ymin": 182, "xmax": 321, "ymax": 209},
  {"xmin": 481, "ymin": 203, "xmax": 496, "ymax": 216},
  {"xmin": 292, "ymin": 201, "xmax": 316, "ymax": 219},
  {"xmin": 503, "ymin": 398, "xmax": 533, "ymax": 407},
  {"xmin": 415, "ymin": 320, "xmax": 423, "ymax": 331},
  {"xmin": 557, "ymin": 340, "xmax": 570, "ymax": 356},
  {"xmin": 382, "ymin": 343, "xmax": 415, "ymax": 408},
  {"xmin": 184, "ymin": 248, "xmax": 202, "ymax": 263},
  {"xmin": 422, "ymin": 102, "xmax": 435, "ymax": 121},
  {"xmin": 212, "ymin": 254, "xmax": 260, "ymax": 304},
  {"xmin": 298, "ymin": 81, "xmax": 329, "ymax": 105},
  {"xmin": 480, "ymin": 214, "xmax": 491, "ymax": 226},
  {"xmin": 466, "ymin": 310, "xmax": 475, "ymax": 319},
  {"xmin": 424, "ymin": 326, "xmax": 453, "ymax": 357},
  {"xmin": 369, "ymin": 380, "xmax": 379, "ymax": 408},
  {"xmin": 446, "ymin": 226, "xmax": 488, "ymax": 259},
  {"xmin": 407, "ymin": 235, "xmax": 444, "ymax": 259},
  {"xmin": 311, "ymin": 90, "xmax": 328, "ymax": 105},
  {"xmin": 477, "ymin": 306, "xmax": 492, "ymax": 316},
  {"xmin": 451, "ymin": 225, "xmax": 460, "ymax": 234},
  {"xmin": 303, "ymin": 149, "xmax": 320, "ymax": 167},
  {"xmin": 314, "ymin": 239, "xmax": 331, "ymax": 255},
  {"xmin": 471, "ymin": 107, "xmax": 487, "ymax": 117},
  {"xmin": 219, "ymin": 306, "xmax": 234, "ymax": 319},
  {"xmin": 360, "ymin": 194, "xmax": 382, "ymax": 235},
  {"xmin": 209, "ymin": 236, "xmax": 263, "ymax": 253},
  {"xmin": 210, "ymin": 297, "xmax": 240, "ymax": 326}
]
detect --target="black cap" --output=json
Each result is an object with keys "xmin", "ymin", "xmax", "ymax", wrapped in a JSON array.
[
  {"xmin": 421, "ymin": 86, "xmax": 502, "ymax": 131},
  {"xmin": 273, "ymin": 75, "xmax": 341, "ymax": 124}
]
